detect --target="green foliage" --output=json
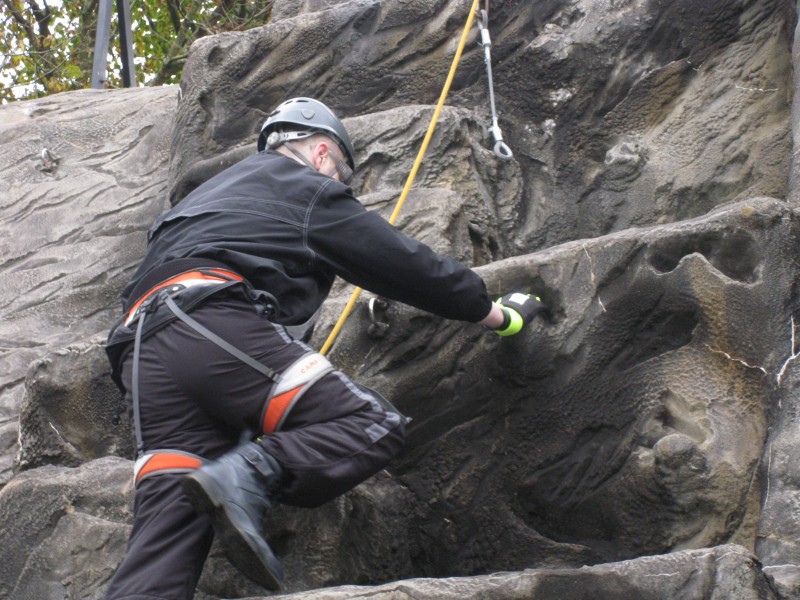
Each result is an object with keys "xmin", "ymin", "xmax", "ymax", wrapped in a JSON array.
[{"xmin": 0, "ymin": 0, "xmax": 273, "ymax": 103}]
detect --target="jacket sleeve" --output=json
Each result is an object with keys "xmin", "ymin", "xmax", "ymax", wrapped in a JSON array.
[{"xmin": 306, "ymin": 184, "xmax": 493, "ymax": 323}]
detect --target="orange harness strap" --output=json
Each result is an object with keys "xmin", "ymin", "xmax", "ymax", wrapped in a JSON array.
[
  {"xmin": 261, "ymin": 352, "xmax": 334, "ymax": 434},
  {"xmin": 125, "ymin": 268, "xmax": 243, "ymax": 326},
  {"xmin": 262, "ymin": 387, "xmax": 304, "ymax": 434},
  {"xmin": 134, "ymin": 450, "xmax": 205, "ymax": 486}
]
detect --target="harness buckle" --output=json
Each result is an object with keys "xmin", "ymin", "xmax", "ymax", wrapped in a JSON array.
[{"xmin": 247, "ymin": 287, "xmax": 280, "ymax": 318}]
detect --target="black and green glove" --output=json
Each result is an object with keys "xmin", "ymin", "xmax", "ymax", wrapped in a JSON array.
[{"xmin": 495, "ymin": 293, "xmax": 546, "ymax": 336}]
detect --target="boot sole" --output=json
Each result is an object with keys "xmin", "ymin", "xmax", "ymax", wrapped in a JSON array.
[{"xmin": 183, "ymin": 471, "xmax": 284, "ymax": 590}]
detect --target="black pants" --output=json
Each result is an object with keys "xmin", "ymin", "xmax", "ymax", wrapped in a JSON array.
[{"xmin": 105, "ymin": 293, "xmax": 405, "ymax": 599}]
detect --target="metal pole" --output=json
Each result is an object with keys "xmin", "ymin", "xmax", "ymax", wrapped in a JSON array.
[
  {"xmin": 91, "ymin": 0, "xmax": 114, "ymax": 88},
  {"xmin": 117, "ymin": 0, "xmax": 136, "ymax": 87},
  {"xmin": 91, "ymin": 0, "xmax": 137, "ymax": 88}
]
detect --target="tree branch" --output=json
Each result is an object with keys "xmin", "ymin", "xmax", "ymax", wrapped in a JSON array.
[
  {"xmin": 166, "ymin": 0, "xmax": 182, "ymax": 34},
  {"xmin": 1, "ymin": 0, "xmax": 39, "ymax": 51},
  {"xmin": 27, "ymin": 0, "xmax": 51, "ymax": 38}
]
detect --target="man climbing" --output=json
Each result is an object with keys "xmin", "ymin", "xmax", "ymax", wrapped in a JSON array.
[{"xmin": 104, "ymin": 97, "xmax": 546, "ymax": 599}]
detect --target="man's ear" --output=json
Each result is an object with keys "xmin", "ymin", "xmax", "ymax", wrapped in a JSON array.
[{"xmin": 312, "ymin": 140, "xmax": 330, "ymax": 169}]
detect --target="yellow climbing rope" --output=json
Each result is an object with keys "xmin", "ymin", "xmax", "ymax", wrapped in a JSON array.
[{"xmin": 320, "ymin": 0, "xmax": 482, "ymax": 356}]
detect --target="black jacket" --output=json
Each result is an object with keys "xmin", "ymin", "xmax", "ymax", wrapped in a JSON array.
[
  {"xmin": 108, "ymin": 151, "xmax": 492, "ymax": 365},
  {"xmin": 124, "ymin": 151, "xmax": 490, "ymax": 320}
]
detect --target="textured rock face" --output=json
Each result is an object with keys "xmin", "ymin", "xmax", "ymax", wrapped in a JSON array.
[
  {"xmin": 168, "ymin": 0, "xmax": 793, "ymax": 251},
  {"xmin": 0, "ymin": 86, "xmax": 176, "ymax": 484},
  {"xmin": 0, "ymin": 458, "xmax": 133, "ymax": 600},
  {"xmin": 325, "ymin": 197, "xmax": 795, "ymax": 576},
  {"xmin": 260, "ymin": 544, "xmax": 780, "ymax": 600},
  {"xmin": 18, "ymin": 340, "xmax": 134, "ymax": 471},
  {"xmin": 1, "ymin": 0, "xmax": 799, "ymax": 598}
]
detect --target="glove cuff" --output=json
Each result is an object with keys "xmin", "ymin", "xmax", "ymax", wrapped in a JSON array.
[{"xmin": 495, "ymin": 307, "xmax": 524, "ymax": 336}]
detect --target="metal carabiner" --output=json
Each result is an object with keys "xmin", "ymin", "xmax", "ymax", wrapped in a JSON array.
[
  {"xmin": 475, "ymin": 8, "xmax": 513, "ymax": 161},
  {"xmin": 489, "ymin": 119, "xmax": 513, "ymax": 160},
  {"xmin": 368, "ymin": 297, "xmax": 390, "ymax": 339}
]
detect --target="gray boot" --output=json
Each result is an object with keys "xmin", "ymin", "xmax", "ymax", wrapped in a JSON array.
[{"xmin": 182, "ymin": 441, "xmax": 284, "ymax": 590}]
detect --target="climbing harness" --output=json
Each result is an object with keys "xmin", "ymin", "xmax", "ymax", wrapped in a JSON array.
[
  {"xmin": 475, "ymin": 7, "xmax": 513, "ymax": 160},
  {"xmin": 320, "ymin": 0, "xmax": 483, "ymax": 355},
  {"xmin": 124, "ymin": 268, "xmax": 244, "ymax": 327},
  {"xmin": 127, "ymin": 269, "xmax": 333, "ymax": 485}
]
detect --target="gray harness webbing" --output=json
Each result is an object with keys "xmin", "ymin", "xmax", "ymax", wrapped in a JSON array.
[
  {"xmin": 132, "ymin": 313, "xmax": 148, "ymax": 456},
  {"xmin": 164, "ymin": 294, "xmax": 279, "ymax": 380}
]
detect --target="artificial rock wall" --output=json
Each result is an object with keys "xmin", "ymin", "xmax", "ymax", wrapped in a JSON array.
[{"xmin": 0, "ymin": 0, "xmax": 799, "ymax": 598}]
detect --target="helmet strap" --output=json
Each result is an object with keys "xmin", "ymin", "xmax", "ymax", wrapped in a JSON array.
[
  {"xmin": 331, "ymin": 155, "xmax": 353, "ymax": 184},
  {"xmin": 284, "ymin": 141, "xmax": 318, "ymax": 171},
  {"xmin": 266, "ymin": 130, "xmax": 313, "ymax": 149},
  {"xmin": 267, "ymin": 129, "xmax": 353, "ymax": 184}
]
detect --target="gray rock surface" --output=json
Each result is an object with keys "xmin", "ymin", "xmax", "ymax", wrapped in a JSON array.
[
  {"xmin": 0, "ymin": 85, "xmax": 176, "ymax": 484},
  {"xmin": 169, "ymin": 0, "xmax": 793, "ymax": 251},
  {"xmin": 257, "ymin": 544, "xmax": 780, "ymax": 599},
  {"xmin": 1, "ymin": 0, "xmax": 800, "ymax": 598},
  {"xmin": 326, "ymin": 197, "xmax": 794, "ymax": 575},
  {"xmin": 0, "ymin": 457, "xmax": 133, "ymax": 600},
  {"xmin": 18, "ymin": 339, "xmax": 133, "ymax": 471}
]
